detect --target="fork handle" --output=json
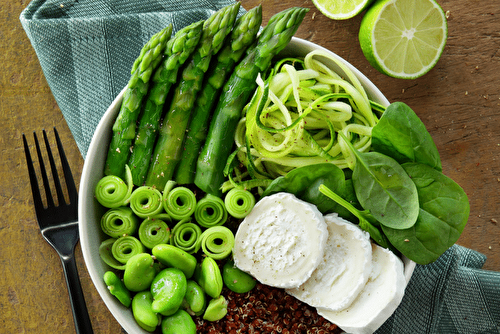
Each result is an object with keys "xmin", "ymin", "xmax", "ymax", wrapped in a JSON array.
[{"xmin": 61, "ymin": 255, "xmax": 94, "ymax": 334}]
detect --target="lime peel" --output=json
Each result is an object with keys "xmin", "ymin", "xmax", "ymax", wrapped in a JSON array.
[{"xmin": 312, "ymin": 0, "xmax": 376, "ymax": 20}]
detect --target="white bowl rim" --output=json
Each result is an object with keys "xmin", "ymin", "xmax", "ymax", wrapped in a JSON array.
[{"xmin": 79, "ymin": 36, "xmax": 416, "ymax": 334}]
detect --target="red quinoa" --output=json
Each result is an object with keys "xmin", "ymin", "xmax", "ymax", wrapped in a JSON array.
[{"xmin": 195, "ymin": 283, "xmax": 341, "ymax": 333}]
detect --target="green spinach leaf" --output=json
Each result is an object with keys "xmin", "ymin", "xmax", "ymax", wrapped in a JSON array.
[
  {"xmin": 372, "ymin": 102, "xmax": 442, "ymax": 171},
  {"xmin": 382, "ymin": 162, "xmax": 470, "ymax": 265}
]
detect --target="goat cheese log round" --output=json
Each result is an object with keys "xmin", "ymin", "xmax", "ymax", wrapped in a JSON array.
[
  {"xmin": 286, "ymin": 213, "xmax": 372, "ymax": 311},
  {"xmin": 233, "ymin": 192, "xmax": 328, "ymax": 288}
]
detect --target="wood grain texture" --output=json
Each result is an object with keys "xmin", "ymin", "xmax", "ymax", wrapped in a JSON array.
[{"xmin": 1, "ymin": 0, "xmax": 499, "ymax": 333}]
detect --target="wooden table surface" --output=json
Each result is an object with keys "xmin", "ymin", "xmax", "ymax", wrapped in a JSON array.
[{"xmin": 2, "ymin": 0, "xmax": 499, "ymax": 332}]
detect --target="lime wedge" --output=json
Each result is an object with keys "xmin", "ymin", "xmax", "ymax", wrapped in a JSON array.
[
  {"xmin": 312, "ymin": 0, "xmax": 376, "ymax": 20},
  {"xmin": 359, "ymin": 0, "xmax": 448, "ymax": 79}
]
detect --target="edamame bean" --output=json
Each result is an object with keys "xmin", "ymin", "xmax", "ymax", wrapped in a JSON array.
[
  {"xmin": 132, "ymin": 291, "xmax": 161, "ymax": 332},
  {"xmin": 197, "ymin": 257, "xmax": 223, "ymax": 299},
  {"xmin": 152, "ymin": 244, "xmax": 197, "ymax": 279},
  {"xmin": 203, "ymin": 295, "xmax": 228, "ymax": 321},
  {"xmin": 123, "ymin": 253, "xmax": 156, "ymax": 292},
  {"xmin": 183, "ymin": 280, "xmax": 206, "ymax": 316},
  {"xmin": 103, "ymin": 271, "xmax": 131, "ymax": 307},
  {"xmin": 151, "ymin": 268, "xmax": 187, "ymax": 316},
  {"xmin": 222, "ymin": 259, "xmax": 256, "ymax": 293},
  {"xmin": 161, "ymin": 309, "xmax": 196, "ymax": 334}
]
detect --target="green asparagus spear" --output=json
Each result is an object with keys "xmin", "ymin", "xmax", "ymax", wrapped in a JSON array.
[
  {"xmin": 104, "ymin": 25, "xmax": 173, "ymax": 178},
  {"xmin": 127, "ymin": 21, "xmax": 204, "ymax": 186},
  {"xmin": 144, "ymin": 3, "xmax": 241, "ymax": 190},
  {"xmin": 194, "ymin": 7, "xmax": 309, "ymax": 196},
  {"xmin": 174, "ymin": 5, "xmax": 263, "ymax": 185}
]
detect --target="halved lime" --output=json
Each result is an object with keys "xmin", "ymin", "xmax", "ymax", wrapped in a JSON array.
[
  {"xmin": 312, "ymin": 0, "xmax": 376, "ymax": 20},
  {"xmin": 359, "ymin": 0, "xmax": 448, "ymax": 79}
]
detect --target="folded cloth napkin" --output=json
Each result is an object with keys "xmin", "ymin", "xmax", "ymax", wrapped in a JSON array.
[{"xmin": 20, "ymin": 1, "xmax": 500, "ymax": 334}]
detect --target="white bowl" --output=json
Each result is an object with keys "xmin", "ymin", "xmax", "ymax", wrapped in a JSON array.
[{"xmin": 79, "ymin": 37, "xmax": 416, "ymax": 334}]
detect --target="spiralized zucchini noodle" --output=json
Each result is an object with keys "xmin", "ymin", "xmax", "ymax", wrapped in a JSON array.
[
  {"xmin": 129, "ymin": 186, "xmax": 163, "ymax": 218},
  {"xmin": 171, "ymin": 218, "xmax": 203, "ymax": 254},
  {"xmin": 224, "ymin": 188, "xmax": 255, "ymax": 219},
  {"xmin": 100, "ymin": 207, "xmax": 139, "ymax": 238},
  {"xmin": 229, "ymin": 50, "xmax": 385, "ymax": 189},
  {"xmin": 162, "ymin": 181, "xmax": 197, "ymax": 220},
  {"xmin": 111, "ymin": 236, "xmax": 145, "ymax": 264},
  {"xmin": 197, "ymin": 226, "xmax": 235, "ymax": 260},
  {"xmin": 138, "ymin": 217, "xmax": 171, "ymax": 249},
  {"xmin": 99, "ymin": 238, "xmax": 126, "ymax": 270},
  {"xmin": 195, "ymin": 194, "xmax": 228, "ymax": 228},
  {"xmin": 95, "ymin": 165, "xmax": 133, "ymax": 208}
]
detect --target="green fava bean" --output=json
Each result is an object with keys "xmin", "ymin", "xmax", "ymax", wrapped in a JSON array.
[
  {"xmin": 152, "ymin": 244, "xmax": 197, "ymax": 279},
  {"xmin": 103, "ymin": 271, "xmax": 131, "ymax": 307},
  {"xmin": 203, "ymin": 295, "xmax": 228, "ymax": 322},
  {"xmin": 183, "ymin": 280, "xmax": 206, "ymax": 316},
  {"xmin": 132, "ymin": 291, "xmax": 161, "ymax": 332},
  {"xmin": 222, "ymin": 259, "xmax": 256, "ymax": 293},
  {"xmin": 123, "ymin": 253, "xmax": 156, "ymax": 292},
  {"xmin": 198, "ymin": 257, "xmax": 223, "ymax": 299},
  {"xmin": 161, "ymin": 309, "xmax": 196, "ymax": 334},
  {"xmin": 151, "ymin": 268, "xmax": 187, "ymax": 316}
]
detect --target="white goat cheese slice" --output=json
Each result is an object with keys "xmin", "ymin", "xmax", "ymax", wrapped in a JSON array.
[
  {"xmin": 286, "ymin": 213, "xmax": 372, "ymax": 311},
  {"xmin": 318, "ymin": 244, "xmax": 406, "ymax": 334},
  {"xmin": 233, "ymin": 192, "xmax": 328, "ymax": 289}
]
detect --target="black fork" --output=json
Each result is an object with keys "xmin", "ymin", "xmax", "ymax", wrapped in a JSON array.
[{"xmin": 22, "ymin": 128, "xmax": 93, "ymax": 334}]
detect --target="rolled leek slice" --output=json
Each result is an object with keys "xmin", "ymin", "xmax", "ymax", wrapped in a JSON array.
[
  {"xmin": 171, "ymin": 218, "xmax": 202, "ymax": 254},
  {"xmin": 224, "ymin": 188, "xmax": 255, "ymax": 219},
  {"xmin": 138, "ymin": 217, "xmax": 171, "ymax": 249},
  {"xmin": 95, "ymin": 165, "xmax": 133, "ymax": 208},
  {"xmin": 100, "ymin": 207, "xmax": 139, "ymax": 238},
  {"xmin": 195, "ymin": 194, "xmax": 228, "ymax": 228},
  {"xmin": 162, "ymin": 182, "xmax": 197, "ymax": 220},
  {"xmin": 197, "ymin": 226, "xmax": 235, "ymax": 260},
  {"xmin": 99, "ymin": 238, "xmax": 126, "ymax": 270},
  {"xmin": 129, "ymin": 186, "xmax": 164, "ymax": 218},
  {"xmin": 111, "ymin": 236, "xmax": 144, "ymax": 264}
]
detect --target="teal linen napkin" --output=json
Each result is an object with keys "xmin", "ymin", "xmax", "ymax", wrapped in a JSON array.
[{"xmin": 20, "ymin": 1, "xmax": 500, "ymax": 333}]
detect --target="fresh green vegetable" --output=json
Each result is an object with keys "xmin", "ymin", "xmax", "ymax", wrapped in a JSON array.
[
  {"xmin": 197, "ymin": 257, "xmax": 223, "ymax": 299},
  {"xmin": 151, "ymin": 267, "xmax": 187, "ymax": 316},
  {"xmin": 123, "ymin": 253, "xmax": 156, "ymax": 292},
  {"xmin": 138, "ymin": 217, "xmax": 171, "ymax": 249},
  {"xmin": 105, "ymin": 25, "xmax": 173, "ymax": 178},
  {"xmin": 145, "ymin": 3, "xmax": 241, "ymax": 190},
  {"xmin": 171, "ymin": 218, "xmax": 202, "ymax": 254},
  {"xmin": 129, "ymin": 186, "xmax": 163, "ymax": 218},
  {"xmin": 99, "ymin": 238, "xmax": 126, "ymax": 270},
  {"xmin": 224, "ymin": 188, "xmax": 255, "ymax": 218},
  {"xmin": 103, "ymin": 271, "xmax": 132, "ymax": 307},
  {"xmin": 152, "ymin": 244, "xmax": 197, "ymax": 279},
  {"xmin": 100, "ymin": 207, "xmax": 138, "ymax": 238},
  {"xmin": 381, "ymin": 162, "xmax": 469, "ymax": 264},
  {"xmin": 222, "ymin": 259, "xmax": 256, "ymax": 293},
  {"xmin": 183, "ymin": 280, "xmax": 207, "ymax": 316},
  {"xmin": 339, "ymin": 131, "xmax": 419, "ymax": 230},
  {"xmin": 262, "ymin": 163, "xmax": 359, "ymax": 220},
  {"xmin": 194, "ymin": 7, "xmax": 309, "ymax": 196},
  {"xmin": 197, "ymin": 226, "xmax": 235, "ymax": 260},
  {"xmin": 95, "ymin": 165, "xmax": 133, "ymax": 208},
  {"xmin": 111, "ymin": 236, "xmax": 145, "ymax": 264},
  {"xmin": 372, "ymin": 101, "xmax": 442, "ymax": 171},
  {"xmin": 132, "ymin": 291, "xmax": 161, "ymax": 332},
  {"xmin": 127, "ymin": 21, "xmax": 205, "ymax": 186},
  {"xmin": 162, "ymin": 182, "xmax": 197, "ymax": 220},
  {"xmin": 175, "ymin": 5, "xmax": 263, "ymax": 184},
  {"xmin": 203, "ymin": 295, "xmax": 228, "ymax": 321},
  {"xmin": 161, "ymin": 309, "xmax": 197, "ymax": 334},
  {"xmin": 194, "ymin": 194, "xmax": 228, "ymax": 227}
]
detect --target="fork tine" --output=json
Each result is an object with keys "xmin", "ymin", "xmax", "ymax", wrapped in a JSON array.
[
  {"xmin": 53, "ymin": 128, "xmax": 78, "ymax": 206},
  {"xmin": 43, "ymin": 129, "xmax": 66, "ymax": 206},
  {"xmin": 22, "ymin": 133, "xmax": 46, "ymax": 215},
  {"xmin": 33, "ymin": 131, "xmax": 55, "ymax": 208}
]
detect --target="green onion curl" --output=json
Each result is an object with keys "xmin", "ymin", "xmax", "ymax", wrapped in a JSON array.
[
  {"xmin": 224, "ymin": 188, "xmax": 255, "ymax": 219},
  {"xmin": 171, "ymin": 218, "xmax": 202, "ymax": 254},
  {"xmin": 95, "ymin": 165, "xmax": 133, "ymax": 208},
  {"xmin": 98, "ymin": 238, "xmax": 126, "ymax": 270},
  {"xmin": 111, "ymin": 236, "xmax": 144, "ymax": 264},
  {"xmin": 162, "ymin": 183, "xmax": 197, "ymax": 220},
  {"xmin": 197, "ymin": 226, "xmax": 235, "ymax": 260},
  {"xmin": 194, "ymin": 194, "xmax": 228, "ymax": 228},
  {"xmin": 138, "ymin": 217, "xmax": 171, "ymax": 249},
  {"xmin": 129, "ymin": 186, "xmax": 164, "ymax": 218},
  {"xmin": 100, "ymin": 207, "xmax": 139, "ymax": 238}
]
